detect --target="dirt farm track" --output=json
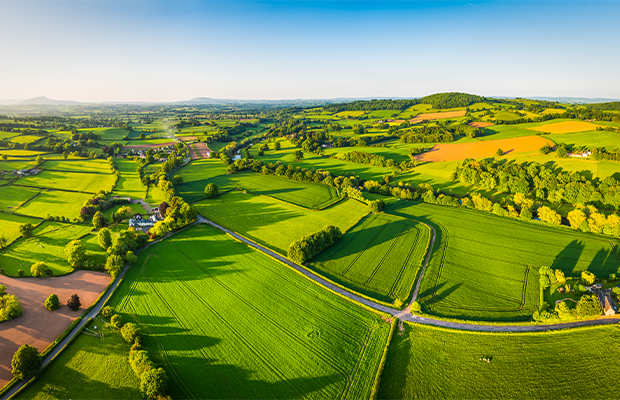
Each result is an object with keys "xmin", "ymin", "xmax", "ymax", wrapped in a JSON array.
[
  {"xmin": 415, "ymin": 136, "xmax": 553, "ymax": 162},
  {"xmin": 0, "ymin": 271, "xmax": 111, "ymax": 387}
]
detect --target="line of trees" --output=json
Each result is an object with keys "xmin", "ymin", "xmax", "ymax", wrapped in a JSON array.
[{"xmin": 287, "ymin": 226, "xmax": 342, "ymax": 264}]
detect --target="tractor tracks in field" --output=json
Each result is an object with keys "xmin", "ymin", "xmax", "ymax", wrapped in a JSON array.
[{"xmin": 197, "ymin": 214, "xmax": 620, "ymax": 333}]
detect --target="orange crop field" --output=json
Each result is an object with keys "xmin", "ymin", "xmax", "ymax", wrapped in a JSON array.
[
  {"xmin": 469, "ymin": 121, "xmax": 494, "ymax": 128},
  {"xmin": 529, "ymin": 121, "xmax": 601, "ymax": 134},
  {"xmin": 410, "ymin": 110, "xmax": 466, "ymax": 124},
  {"xmin": 414, "ymin": 136, "xmax": 552, "ymax": 162}
]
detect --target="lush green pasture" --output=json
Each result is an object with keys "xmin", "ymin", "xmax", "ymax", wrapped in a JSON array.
[
  {"xmin": 0, "ymin": 222, "xmax": 105, "ymax": 276},
  {"xmin": 0, "ymin": 149, "xmax": 48, "ymax": 156},
  {"xmin": 0, "ymin": 212, "xmax": 41, "ymax": 243},
  {"xmin": 0, "ymin": 159, "xmax": 35, "ymax": 170},
  {"xmin": 175, "ymin": 158, "xmax": 228, "ymax": 183},
  {"xmin": 324, "ymin": 146, "xmax": 412, "ymax": 163},
  {"xmin": 386, "ymin": 201, "xmax": 620, "ymax": 321},
  {"xmin": 16, "ymin": 320, "xmax": 141, "ymax": 400},
  {"xmin": 109, "ymin": 224, "xmax": 392, "ymax": 399},
  {"xmin": 309, "ymin": 214, "xmax": 430, "ymax": 304},
  {"xmin": 111, "ymin": 158, "xmax": 146, "ymax": 199},
  {"xmin": 0, "ymin": 131, "xmax": 17, "ymax": 140},
  {"xmin": 98, "ymin": 128, "xmax": 131, "ymax": 142},
  {"xmin": 179, "ymin": 172, "xmax": 340, "ymax": 209},
  {"xmin": 547, "ymin": 130, "xmax": 620, "ymax": 150},
  {"xmin": 378, "ymin": 323, "xmax": 620, "ymax": 399},
  {"xmin": 193, "ymin": 191, "xmax": 368, "ymax": 255},
  {"xmin": 144, "ymin": 185, "xmax": 167, "ymax": 206},
  {"xmin": 101, "ymin": 202, "xmax": 149, "ymax": 220},
  {"xmin": 15, "ymin": 190, "xmax": 92, "ymax": 219},
  {"xmin": 8, "ymin": 135, "xmax": 42, "ymax": 144},
  {"xmin": 0, "ymin": 185, "xmax": 39, "ymax": 212},
  {"xmin": 42, "ymin": 159, "xmax": 112, "ymax": 173},
  {"xmin": 16, "ymin": 170, "xmax": 116, "ymax": 193},
  {"xmin": 476, "ymin": 125, "xmax": 540, "ymax": 141}
]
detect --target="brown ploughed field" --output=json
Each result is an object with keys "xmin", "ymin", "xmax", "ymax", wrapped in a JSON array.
[
  {"xmin": 414, "ymin": 136, "xmax": 552, "ymax": 162},
  {"xmin": 469, "ymin": 121, "xmax": 494, "ymax": 128},
  {"xmin": 0, "ymin": 271, "xmax": 111, "ymax": 386},
  {"xmin": 179, "ymin": 136, "xmax": 197, "ymax": 142},
  {"xmin": 194, "ymin": 142, "xmax": 211, "ymax": 159},
  {"xmin": 410, "ymin": 110, "xmax": 466, "ymax": 124}
]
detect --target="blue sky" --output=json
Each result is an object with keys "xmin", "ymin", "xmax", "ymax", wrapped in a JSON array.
[{"xmin": 1, "ymin": 1, "xmax": 619, "ymax": 101}]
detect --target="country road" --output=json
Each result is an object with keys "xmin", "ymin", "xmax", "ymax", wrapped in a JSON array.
[{"xmin": 197, "ymin": 214, "xmax": 620, "ymax": 332}]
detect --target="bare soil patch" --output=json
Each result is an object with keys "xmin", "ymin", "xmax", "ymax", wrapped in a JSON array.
[
  {"xmin": 0, "ymin": 271, "xmax": 111, "ymax": 386},
  {"xmin": 528, "ymin": 121, "xmax": 602, "ymax": 134},
  {"xmin": 410, "ymin": 110, "xmax": 466, "ymax": 124},
  {"xmin": 414, "ymin": 136, "xmax": 552, "ymax": 162},
  {"xmin": 179, "ymin": 136, "xmax": 197, "ymax": 142},
  {"xmin": 124, "ymin": 142, "xmax": 176, "ymax": 149},
  {"xmin": 194, "ymin": 142, "xmax": 211, "ymax": 159},
  {"xmin": 469, "ymin": 121, "xmax": 494, "ymax": 128}
]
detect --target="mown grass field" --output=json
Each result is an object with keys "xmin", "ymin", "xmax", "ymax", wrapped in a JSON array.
[
  {"xmin": 0, "ymin": 212, "xmax": 41, "ymax": 243},
  {"xmin": 174, "ymin": 158, "xmax": 229, "ymax": 183},
  {"xmin": 15, "ymin": 170, "xmax": 116, "ymax": 193},
  {"xmin": 547, "ymin": 130, "xmax": 620, "ymax": 150},
  {"xmin": 111, "ymin": 158, "xmax": 146, "ymax": 199},
  {"xmin": 386, "ymin": 201, "xmax": 620, "ymax": 321},
  {"xmin": 15, "ymin": 320, "xmax": 141, "ymax": 400},
  {"xmin": 193, "ymin": 191, "xmax": 368, "ymax": 255},
  {"xmin": 15, "ymin": 190, "xmax": 92, "ymax": 219},
  {"xmin": 0, "ymin": 185, "xmax": 39, "ymax": 212},
  {"xmin": 109, "ymin": 224, "xmax": 392, "ymax": 399},
  {"xmin": 529, "ymin": 120, "xmax": 601, "ymax": 134},
  {"xmin": 309, "ymin": 214, "xmax": 430, "ymax": 304},
  {"xmin": 42, "ymin": 159, "xmax": 112, "ymax": 173},
  {"xmin": 378, "ymin": 323, "xmax": 620, "ymax": 399},
  {"xmin": 0, "ymin": 222, "xmax": 105, "ymax": 276},
  {"xmin": 0, "ymin": 159, "xmax": 35, "ymax": 170},
  {"xmin": 179, "ymin": 172, "xmax": 340, "ymax": 209}
]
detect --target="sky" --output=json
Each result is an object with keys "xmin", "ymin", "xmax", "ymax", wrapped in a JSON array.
[{"xmin": 0, "ymin": 0, "xmax": 619, "ymax": 102}]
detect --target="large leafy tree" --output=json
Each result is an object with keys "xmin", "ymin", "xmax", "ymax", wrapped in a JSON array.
[{"xmin": 11, "ymin": 344, "xmax": 42, "ymax": 380}]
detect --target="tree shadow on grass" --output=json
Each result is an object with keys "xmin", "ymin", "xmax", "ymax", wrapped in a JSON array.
[{"xmin": 550, "ymin": 239, "xmax": 585, "ymax": 276}]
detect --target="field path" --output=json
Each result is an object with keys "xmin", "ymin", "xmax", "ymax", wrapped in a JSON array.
[{"xmin": 196, "ymin": 215, "xmax": 620, "ymax": 332}]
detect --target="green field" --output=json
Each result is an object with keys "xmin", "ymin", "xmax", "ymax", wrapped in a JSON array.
[
  {"xmin": 109, "ymin": 223, "xmax": 392, "ymax": 399},
  {"xmin": 0, "ymin": 185, "xmax": 39, "ymax": 212},
  {"xmin": 193, "ymin": 191, "xmax": 368, "ymax": 255},
  {"xmin": 386, "ymin": 201, "xmax": 620, "ymax": 321},
  {"xmin": 0, "ymin": 222, "xmax": 105, "ymax": 276},
  {"xmin": 14, "ymin": 319, "xmax": 141, "ymax": 400},
  {"xmin": 42, "ymin": 159, "xmax": 112, "ymax": 173},
  {"xmin": 111, "ymin": 158, "xmax": 146, "ymax": 199},
  {"xmin": 378, "ymin": 323, "xmax": 620, "ymax": 399},
  {"xmin": 0, "ymin": 159, "xmax": 36, "ymax": 170},
  {"xmin": 547, "ymin": 130, "xmax": 620, "ymax": 150},
  {"xmin": 15, "ymin": 170, "xmax": 117, "ymax": 193},
  {"xmin": 178, "ymin": 172, "xmax": 340, "ymax": 209},
  {"xmin": 15, "ymin": 190, "xmax": 93, "ymax": 219},
  {"xmin": 309, "ymin": 214, "xmax": 430, "ymax": 304},
  {"xmin": 0, "ymin": 212, "xmax": 42, "ymax": 243},
  {"xmin": 174, "ymin": 158, "xmax": 229, "ymax": 183}
]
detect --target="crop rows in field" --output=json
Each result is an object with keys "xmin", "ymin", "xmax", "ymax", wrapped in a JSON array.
[
  {"xmin": 386, "ymin": 201, "xmax": 620, "ymax": 321},
  {"xmin": 309, "ymin": 214, "xmax": 430, "ymax": 304},
  {"xmin": 182, "ymin": 172, "xmax": 340, "ymax": 209},
  {"xmin": 193, "ymin": 191, "xmax": 369, "ymax": 255},
  {"xmin": 110, "ymin": 224, "xmax": 391, "ymax": 399}
]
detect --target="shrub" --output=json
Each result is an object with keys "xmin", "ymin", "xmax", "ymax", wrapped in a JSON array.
[
  {"xmin": 101, "ymin": 306, "xmax": 114, "ymax": 319},
  {"xmin": 369, "ymin": 199, "xmax": 385, "ymax": 213},
  {"xmin": 287, "ymin": 225, "xmax": 342, "ymax": 264},
  {"xmin": 581, "ymin": 270, "xmax": 596, "ymax": 285},
  {"xmin": 17, "ymin": 269, "xmax": 24, "ymax": 277},
  {"xmin": 31, "ymin": 261, "xmax": 48, "ymax": 278},
  {"xmin": 411, "ymin": 301, "xmax": 422, "ymax": 314},
  {"xmin": 111, "ymin": 314, "xmax": 123, "ymax": 329},
  {"xmin": 204, "ymin": 183, "xmax": 218, "ymax": 199},
  {"xmin": 129, "ymin": 349, "xmax": 154, "ymax": 377},
  {"xmin": 67, "ymin": 293, "xmax": 81, "ymax": 311},
  {"xmin": 45, "ymin": 294, "xmax": 60, "ymax": 311},
  {"xmin": 121, "ymin": 322, "xmax": 141, "ymax": 344},
  {"xmin": 126, "ymin": 251, "xmax": 138, "ymax": 265},
  {"xmin": 0, "ymin": 290, "xmax": 22, "ymax": 322},
  {"xmin": 65, "ymin": 239, "xmax": 87, "ymax": 269},
  {"xmin": 576, "ymin": 294, "xmax": 603, "ymax": 318},
  {"xmin": 11, "ymin": 344, "xmax": 42, "ymax": 380},
  {"xmin": 98, "ymin": 228, "xmax": 112, "ymax": 250},
  {"xmin": 105, "ymin": 254, "xmax": 125, "ymax": 278},
  {"xmin": 92, "ymin": 211, "xmax": 106, "ymax": 229},
  {"xmin": 140, "ymin": 367, "xmax": 169, "ymax": 399}
]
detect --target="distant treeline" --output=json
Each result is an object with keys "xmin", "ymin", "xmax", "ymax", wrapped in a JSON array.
[
  {"xmin": 586, "ymin": 101, "xmax": 620, "ymax": 112},
  {"xmin": 325, "ymin": 92, "xmax": 486, "ymax": 113}
]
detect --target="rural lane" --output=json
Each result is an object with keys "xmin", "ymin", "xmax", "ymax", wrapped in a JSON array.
[{"xmin": 197, "ymin": 215, "xmax": 620, "ymax": 332}]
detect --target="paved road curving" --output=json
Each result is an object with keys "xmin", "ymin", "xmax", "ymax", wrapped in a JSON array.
[{"xmin": 198, "ymin": 215, "xmax": 620, "ymax": 332}]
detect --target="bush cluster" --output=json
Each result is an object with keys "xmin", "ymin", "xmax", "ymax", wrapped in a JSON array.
[{"xmin": 287, "ymin": 226, "xmax": 342, "ymax": 264}]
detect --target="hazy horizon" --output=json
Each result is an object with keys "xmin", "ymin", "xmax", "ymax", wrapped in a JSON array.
[{"xmin": 2, "ymin": 0, "xmax": 619, "ymax": 102}]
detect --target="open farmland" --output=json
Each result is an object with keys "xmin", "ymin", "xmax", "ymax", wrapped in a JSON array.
[
  {"xmin": 14, "ymin": 320, "xmax": 141, "ymax": 400},
  {"xmin": 42, "ymin": 159, "xmax": 112, "ymax": 173},
  {"xmin": 193, "ymin": 191, "xmax": 368, "ymax": 255},
  {"xmin": 0, "ymin": 213, "xmax": 41, "ymax": 243},
  {"xmin": 309, "ymin": 214, "xmax": 430, "ymax": 304},
  {"xmin": 415, "ymin": 136, "xmax": 552, "ymax": 162},
  {"xmin": 468, "ymin": 121, "xmax": 494, "ymax": 128},
  {"xmin": 528, "ymin": 120, "xmax": 601, "ymax": 134},
  {"xmin": 14, "ymin": 190, "xmax": 92, "ymax": 219},
  {"xmin": 180, "ymin": 172, "xmax": 340, "ymax": 209},
  {"xmin": 378, "ymin": 323, "xmax": 620, "ymax": 399},
  {"xmin": 546, "ymin": 130, "xmax": 620, "ymax": 151},
  {"xmin": 15, "ymin": 170, "xmax": 116, "ymax": 193},
  {"xmin": 0, "ymin": 222, "xmax": 106, "ymax": 276},
  {"xmin": 175, "ymin": 158, "xmax": 228, "ymax": 183},
  {"xmin": 410, "ymin": 110, "xmax": 466, "ymax": 124},
  {"xmin": 387, "ymin": 201, "xmax": 620, "ymax": 321},
  {"xmin": 109, "ymin": 224, "xmax": 392, "ymax": 399},
  {"xmin": 0, "ymin": 271, "xmax": 111, "ymax": 387},
  {"xmin": 0, "ymin": 185, "xmax": 39, "ymax": 212},
  {"xmin": 123, "ymin": 141, "xmax": 175, "ymax": 149},
  {"xmin": 110, "ymin": 158, "xmax": 145, "ymax": 199}
]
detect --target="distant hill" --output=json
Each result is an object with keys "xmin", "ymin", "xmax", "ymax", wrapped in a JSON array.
[{"xmin": 16, "ymin": 96, "xmax": 86, "ymax": 106}]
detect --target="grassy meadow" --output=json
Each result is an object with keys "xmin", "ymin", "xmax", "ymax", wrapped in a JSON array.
[
  {"xmin": 15, "ymin": 170, "xmax": 116, "ymax": 193},
  {"xmin": 378, "ymin": 322, "xmax": 620, "ymax": 399},
  {"xmin": 15, "ymin": 190, "xmax": 92, "ymax": 219},
  {"xmin": 109, "ymin": 224, "xmax": 392, "ymax": 399},
  {"xmin": 309, "ymin": 214, "xmax": 430, "ymax": 304},
  {"xmin": 193, "ymin": 191, "xmax": 368, "ymax": 255},
  {"xmin": 386, "ymin": 201, "xmax": 620, "ymax": 321},
  {"xmin": 111, "ymin": 158, "xmax": 146, "ymax": 199},
  {"xmin": 0, "ymin": 185, "xmax": 39, "ymax": 212},
  {"xmin": 0, "ymin": 212, "xmax": 42, "ymax": 243},
  {"xmin": 174, "ymin": 158, "xmax": 228, "ymax": 183}
]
